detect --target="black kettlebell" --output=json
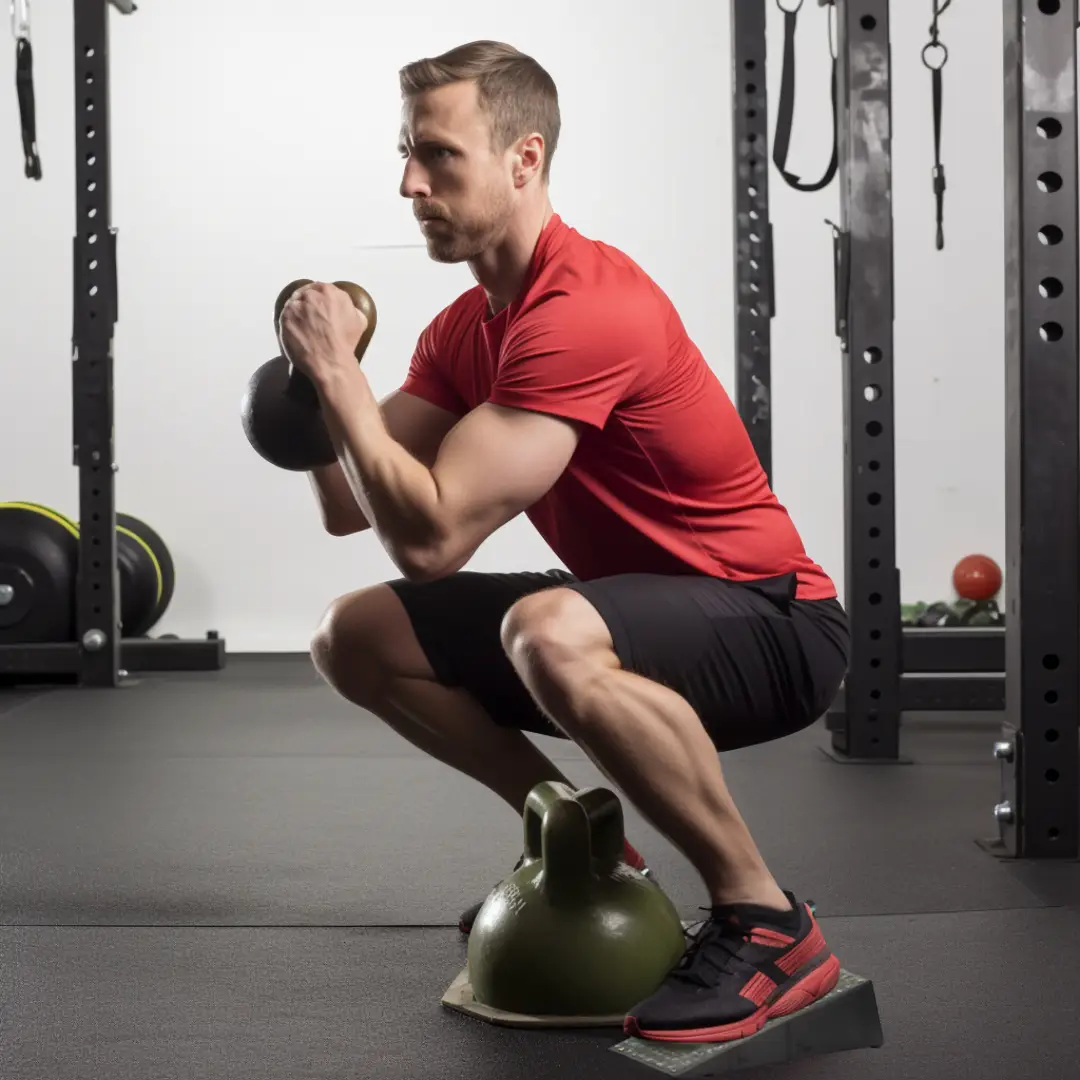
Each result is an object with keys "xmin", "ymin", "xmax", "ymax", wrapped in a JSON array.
[
  {"xmin": 956, "ymin": 598, "xmax": 1004, "ymax": 627},
  {"xmin": 240, "ymin": 278, "xmax": 378, "ymax": 471},
  {"xmin": 916, "ymin": 601, "xmax": 960, "ymax": 627}
]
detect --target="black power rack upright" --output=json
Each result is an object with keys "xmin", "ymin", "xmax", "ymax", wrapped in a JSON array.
[
  {"xmin": 730, "ymin": 1, "xmax": 774, "ymax": 487},
  {"xmin": 1, "ymin": 0, "xmax": 224, "ymax": 686}
]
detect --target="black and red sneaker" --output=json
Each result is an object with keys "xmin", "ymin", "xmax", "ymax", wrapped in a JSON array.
[
  {"xmin": 458, "ymin": 842, "xmax": 651, "ymax": 935},
  {"xmin": 624, "ymin": 891, "xmax": 840, "ymax": 1043}
]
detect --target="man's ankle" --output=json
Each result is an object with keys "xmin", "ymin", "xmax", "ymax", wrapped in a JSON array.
[{"xmin": 708, "ymin": 878, "xmax": 791, "ymax": 913}]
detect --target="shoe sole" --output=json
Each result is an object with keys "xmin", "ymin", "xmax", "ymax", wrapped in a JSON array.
[{"xmin": 625, "ymin": 952, "xmax": 842, "ymax": 1044}]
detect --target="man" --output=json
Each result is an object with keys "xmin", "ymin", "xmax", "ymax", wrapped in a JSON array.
[{"xmin": 279, "ymin": 40, "xmax": 850, "ymax": 1043}]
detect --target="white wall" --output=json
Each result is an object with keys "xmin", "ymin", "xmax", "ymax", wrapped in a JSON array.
[{"xmin": 0, "ymin": 1, "xmax": 1006, "ymax": 651}]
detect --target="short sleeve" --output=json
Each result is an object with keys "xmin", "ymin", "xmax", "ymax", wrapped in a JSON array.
[
  {"xmin": 399, "ymin": 314, "xmax": 468, "ymax": 416},
  {"xmin": 487, "ymin": 291, "xmax": 661, "ymax": 430}
]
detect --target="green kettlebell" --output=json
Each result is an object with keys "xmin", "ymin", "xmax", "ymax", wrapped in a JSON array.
[{"xmin": 467, "ymin": 781, "xmax": 686, "ymax": 1017}]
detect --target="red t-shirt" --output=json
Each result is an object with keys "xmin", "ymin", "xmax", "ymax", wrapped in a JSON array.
[{"xmin": 400, "ymin": 214, "xmax": 836, "ymax": 600}]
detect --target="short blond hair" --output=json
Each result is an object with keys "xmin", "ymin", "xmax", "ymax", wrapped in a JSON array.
[{"xmin": 399, "ymin": 40, "xmax": 560, "ymax": 181}]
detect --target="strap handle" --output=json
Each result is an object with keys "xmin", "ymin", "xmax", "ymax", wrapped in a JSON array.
[
  {"xmin": 12, "ymin": 0, "xmax": 41, "ymax": 180},
  {"xmin": 773, "ymin": 0, "xmax": 838, "ymax": 194},
  {"xmin": 15, "ymin": 37, "xmax": 41, "ymax": 180},
  {"xmin": 923, "ymin": 1, "xmax": 954, "ymax": 249}
]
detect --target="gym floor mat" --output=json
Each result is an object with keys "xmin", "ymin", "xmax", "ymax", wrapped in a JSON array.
[
  {"xmin": 3, "ymin": 908, "xmax": 1078, "ymax": 1080},
  {"xmin": 2, "ymin": 657, "xmax": 1076, "ymax": 1078}
]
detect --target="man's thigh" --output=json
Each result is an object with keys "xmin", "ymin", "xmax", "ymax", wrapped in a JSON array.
[
  {"xmin": 564, "ymin": 573, "xmax": 850, "ymax": 752},
  {"xmin": 385, "ymin": 569, "xmax": 575, "ymax": 739}
]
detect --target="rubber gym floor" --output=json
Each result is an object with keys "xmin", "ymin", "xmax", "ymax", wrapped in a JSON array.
[{"xmin": 3, "ymin": 655, "xmax": 1078, "ymax": 1080}]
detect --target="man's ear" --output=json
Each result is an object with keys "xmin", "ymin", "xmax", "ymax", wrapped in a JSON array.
[{"xmin": 514, "ymin": 133, "xmax": 545, "ymax": 185}]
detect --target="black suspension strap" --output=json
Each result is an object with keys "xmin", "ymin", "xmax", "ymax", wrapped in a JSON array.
[
  {"xmin": 11, "ymin": 0, "xmax": 41, "ymax": 180},
  {"xmin": 922, "ymin": 1, "xmax": 954, "ymax": 250},
  {"xmin": 773, "ymin": 0, "xmax": 838, "ymax": 193}
]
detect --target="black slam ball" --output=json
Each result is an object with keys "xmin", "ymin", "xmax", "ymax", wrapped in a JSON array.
[{"xmin": 240, "ymin": 356, "xmax": 336, "ymax": 472}]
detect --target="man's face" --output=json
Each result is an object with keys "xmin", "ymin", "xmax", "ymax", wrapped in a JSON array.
[{"xmin": 399, "ymin": 81, "xmax": 517, "ymax": 263}]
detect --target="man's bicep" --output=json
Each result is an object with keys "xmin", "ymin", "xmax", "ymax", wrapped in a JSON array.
[
  {"xmin": 432, "ymin": 403, "xmax": 582, "ymax": 537},
  {"xmin": 380, "ymin": 389, "xmax": 461, "ymax": 468}
]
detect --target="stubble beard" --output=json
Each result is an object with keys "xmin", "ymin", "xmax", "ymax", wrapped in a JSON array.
[{"xmin": 421, "ymin": 188, "xmax": 514, "ymax": 264}]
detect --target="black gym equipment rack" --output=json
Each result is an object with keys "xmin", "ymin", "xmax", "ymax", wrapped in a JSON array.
[
  {"xmin": 822, "ymin": 0, "xmax": 1079, "ymax": 861},
  {"xmin": 822, "ymin": 0, "xmax": 903, "ymax": 759},
  {"xmin": 0, "ymin": 1, "xmax": 225, "ymax": 687},
  {"xmin": 731, "ymin": 1, "xmax": 775, "ymax": 488},
  {"xmin": 822, "ymin": 0, "xmax": 1005, "ymax": 739},
  {"xmin": 986, "ymin": 0, "xmax": 1079, "ymax": 859}
]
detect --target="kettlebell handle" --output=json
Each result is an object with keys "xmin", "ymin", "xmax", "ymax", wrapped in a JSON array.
[
  {"xmin": 523, "ymin": 782, "xmax": 626, "ymax": 906},
  {"xmin": 273, "ymin": 278, "xmax": 379, "ymax": 409}
]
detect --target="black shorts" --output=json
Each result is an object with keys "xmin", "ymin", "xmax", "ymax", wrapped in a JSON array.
[{"xmin": 385, "ymin": 569, "xmax": 850, "ymax": 753}]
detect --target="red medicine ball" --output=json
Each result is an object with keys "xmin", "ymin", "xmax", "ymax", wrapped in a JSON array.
[{"xmin": 953, "ymin": 554, "xmax": 1002, "ymax": 602}]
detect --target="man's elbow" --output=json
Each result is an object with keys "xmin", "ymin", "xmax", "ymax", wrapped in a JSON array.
[
  {"xmin": 393, "ymin": 538, "xmax": 472, "ymax": 583},
  {"xmin": 320, "ymin": 505, "xmax": 372, "ymax": 537},
  {"xmin": 324, "ymin": 517, "xmax": 368, "ymax": 537}
]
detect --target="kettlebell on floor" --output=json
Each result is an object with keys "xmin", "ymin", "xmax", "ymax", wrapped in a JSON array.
[{"xmin": 466, "ymin": 781, "xmax": 686, "ymax": 1018}]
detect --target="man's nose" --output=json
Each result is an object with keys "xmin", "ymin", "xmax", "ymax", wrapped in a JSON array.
[{"xmin": 400, "ymin": 157, "xmax": 431, "ymax": 200}]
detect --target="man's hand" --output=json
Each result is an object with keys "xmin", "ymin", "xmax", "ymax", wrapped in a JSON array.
[{"xmin": 278, "ymin": 282, "xmax": 369, "ymax": 385}]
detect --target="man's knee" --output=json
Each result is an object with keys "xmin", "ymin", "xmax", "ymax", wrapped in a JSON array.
[
  {"xmin": 501, "ymin": 587, "xmax": 616, "ymax": 686},
  {"xmin": 311, "ymin": 583, "xmax": 432, "ymax": 703}
]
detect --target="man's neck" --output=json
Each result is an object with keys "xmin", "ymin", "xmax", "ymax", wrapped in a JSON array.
[{"xmin": 470, "ymin": 199, "xmax": 554, "ymax": 314}]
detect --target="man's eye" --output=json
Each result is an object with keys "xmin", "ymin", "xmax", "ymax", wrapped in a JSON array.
[{"xmin": 399, "ymin": 146, "xmax": 453, "ymax": 161}]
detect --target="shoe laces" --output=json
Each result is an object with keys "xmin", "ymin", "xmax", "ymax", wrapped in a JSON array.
[{"xmin": 667, "ymin": 906, "xmax": 754, "ymax": 989}]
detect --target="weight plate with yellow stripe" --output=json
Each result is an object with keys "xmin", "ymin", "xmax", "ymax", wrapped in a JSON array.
[
  {"xmin": 0, "ymin": 502, "xmax": 177, "ymax": 644},
  {"xmin": 116, "ymin": 513, "xmax": 175, "ymax": 637},
  {"xmin": 0, "ymin": 502, "xmax": 79, "ymax": 644}
]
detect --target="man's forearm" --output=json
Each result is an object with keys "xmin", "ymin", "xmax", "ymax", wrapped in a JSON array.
[
  {"xmin": 314, "ymin": 362, "xmax": 448, "ymax": 576},
  {"xmin": 306, "ymin": 463, "xmax": 371, "ymax": 535}
]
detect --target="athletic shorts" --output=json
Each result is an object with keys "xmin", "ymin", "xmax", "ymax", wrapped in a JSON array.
[{"xmin": 385, "ymin": 569, "xmax": 850, "ymax": 753}]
